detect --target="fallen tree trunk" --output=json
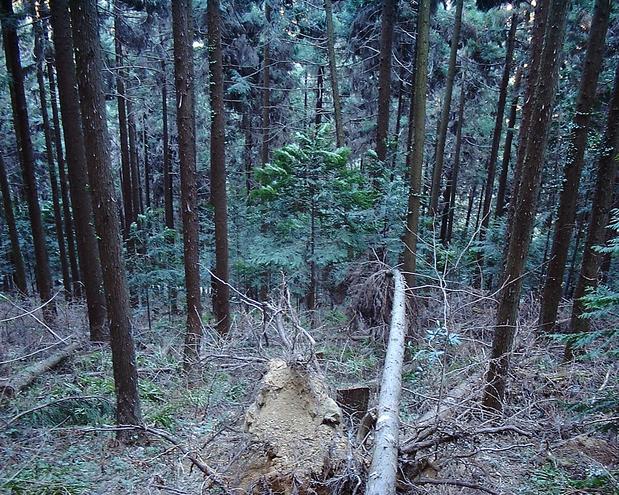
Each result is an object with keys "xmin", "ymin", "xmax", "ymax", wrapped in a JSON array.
[
  {"xmin": 366, "ymin": 269, "xmax": 407, "ymax": 495},
  {"xmin": 0, "ymin": 340, "xmax": 82, "ymax": 398}
]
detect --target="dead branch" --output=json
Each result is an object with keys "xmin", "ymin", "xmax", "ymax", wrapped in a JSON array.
[
  {"xmin": 5, "ymin": 395, "xmax": 111, "ymax": 426},
  {"xmin": 0, "ymin": 340, "xmax": 82, "ymax": 398},
  {"xmin": 415, "ymin": 476, "xmax": 502, "ymax": 495}
]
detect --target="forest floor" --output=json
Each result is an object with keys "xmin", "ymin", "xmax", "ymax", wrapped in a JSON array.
[{"xmin": 0, "ymin": 281, "xmax": 618, "ymax": 494}]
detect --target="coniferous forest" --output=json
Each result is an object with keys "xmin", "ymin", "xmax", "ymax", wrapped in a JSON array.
[{"xmin": 1, "ymin": 0, "xmax": 619, "ymax": 493}]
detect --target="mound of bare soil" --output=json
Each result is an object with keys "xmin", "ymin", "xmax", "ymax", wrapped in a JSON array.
[{"xmin": 230, "ymin": 359, "xmax": 351, "ymax": 494}]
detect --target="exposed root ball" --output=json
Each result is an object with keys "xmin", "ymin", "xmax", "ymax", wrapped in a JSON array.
[{"xmin": 230, "ymin": 359, "xmax": 351, "ymax": 494}]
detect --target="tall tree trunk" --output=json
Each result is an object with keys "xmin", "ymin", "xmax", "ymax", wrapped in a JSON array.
[
  {"xmin": 172, "ymin": 0, "xmax": 203, "ymax": 367},
  {"xmin": 208, "ymin": 0, "xmax": 231, "ymax": 335},
  {"xmin": 260, "ymin": 2, "xmax": 272, "ymax": 165},
  {"xmin": 494, "ymin": 66, "xmax": 523, "ymax": 218},
  {"xmin": 476, "ymin": 12, "xmax": 518, "ymax": 274},
  {"xmin": 315, "ymin": 65, "xmax": 324, "ymax": 126},
  {"xmin": 115, "ymin": 4, "xmax": 133, "ymax": 239},
  {"xmin": 565, "ymin": 62, "xmax": 619, "ymax": 359},
  {"xmin": 482, "ymin": 0, "xmax": 569, "ymax": 412},
  {"xmin": 161, "ymin": 59, "xmax": 174, "ymax": 229},
  {"xmin": 0, "ymin": 152, "xmax": 28, "ymax": 294},
  {"xmin": 324, "ymin": 0, "xmax": 344, "ymax": 147},
  {"xmin": 69, "ymin": 0, "xmax": 143, "ymax": 440},
  {"xmin": 440, "ymin": 79, "xmax": 466, "ymax": 245},
  {"xmin": 1, "ymin": 0, "xmax": 56, "ymax": 322},
  {"xmin": 143, "ymin": 120, "xmax": 151, "ymax": 210},
  {"xmin": 390, "ymin": 63, "xmax": 407, "ymax": 170},
  {"xmin": 47, "ymin": 59, "xmax": 80, "ymax": 297},
  {"xmin": 538, "ymin": 0, "xmax": 611, "ymax": 333},
  {"xmin": 243, "ymin": 110, "xmax": 253, "ymax": 193},
  {"xmin": 402, "ymin": 0, "xmax": 431, "ymax": 290},
  {"xmin": 429, "ymin": 0, "xmax": 463, "ymax": 216},
  {"xmin": 375, "ymin": 0, "xmax": 397, "ymax": 162},
  {"xmin": 127, "ymin": 102, "xmax": 142, "ymax": 218},
  {"xmin": 49, "ymin": 0, "xmax": 107, "ymax": 341},
  {"xmin": 32, "ymin": 2, "xmax": 72, "ymax": 298}
]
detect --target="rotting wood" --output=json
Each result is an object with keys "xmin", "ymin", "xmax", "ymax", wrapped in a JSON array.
[
  {"xmin": 0, "ymin": 340, "xmax": 81, "ymax": 398},
  {"xmin": 366, "ymin": 268, "xmax": 407, "ymax": 495}
]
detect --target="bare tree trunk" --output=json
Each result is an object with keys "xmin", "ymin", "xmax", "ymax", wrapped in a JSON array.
[
  {"xmin": 49, "ymin": 0, "xmax": 107, "ymax": 341},
  {"xmin": 324, "ymin": 0, "xmax": 344, "ymax": 147},
  {"xmin": 115, "ymin": 4, "xmax": 133, "ymax": 239},
  {"xmin": 483, "ymin": 0, "xmax": 569, "ymax": 412},
  {"xmin": 47, "ymin": 60, "xmax": 80, "ymax": 297},
  {"xmin": 538, "ymin": 0, "xmax": 611, "ymax": 333},
  {"xmin": 375, "ymin": 0, "xmax": 397, "ymax": 163},
  {"xmin": 0, "ymin": 152, "xmax": 27, "ymax": 294},
  {"xmin": 429, "ymin": 0, "xmax": 463, "ymax": 216},
  {"xmin": 565, "ymin": 62, "xmax": 619, "ymax": 359},
  {"xmin": 161, "ymin": 59, "xmax": 174, "ymax": 229},
  {"xmin": 143, "ymin": 121, "xmax": 151, "ymax": 210},
  {"xmin": 494, "ymin": 67, "xmax": 523, "ymax": 218},
  {"xmin": 440, "ymin": 79, "xmax": 466, "ymax": 245},
  {"xmin": 243, "ymin": 110, "xmax": 253, "ymax": 193},
  {"xmin": 261, "ymin": 2, "xmax": 272, "ymax": 165},
  {"xmin": 172, "ymin": 0, "xmax": 203, "ymax": 368},
  {"xmin": 70, "ymin": 0, "xmax": 143, "ymax": 439},
  {"xmin": 1, "ymin": 0, "xmax": 56, "ymax": 322},
  {"xmin": 402, "ymin": 0, "xmax": 431, "ymax": 290},
  {"xmin": 32, "ymin": 2, "xmax": 72, "ymax": 298},
  {"xmin": 315, "ymin": 65, "xmax": 324, "ymax": 126},
  {"xmin": 366, "ymin": 269, "xmax": 407, "ymax": 495},
  {"xmin": 476, "ymin": 12, "xmax": 518, "ymax": 274},
  {"xmin": 208, "ymin": 0, "xmax": 231, "ymax": 335},
  {"xmin": 463, "ymin": 183, "xmax": 477, "ymax": 239}
]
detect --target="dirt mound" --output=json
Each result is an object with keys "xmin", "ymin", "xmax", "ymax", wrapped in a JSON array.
[{"xmin": 231, "ymin": 359, "xmax": 351, "ymax": 494}]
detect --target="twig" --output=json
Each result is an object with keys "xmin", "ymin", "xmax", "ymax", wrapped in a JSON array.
[{"xmin": 416, "ymin": 476, "xmax": 501, "ymax": 495}]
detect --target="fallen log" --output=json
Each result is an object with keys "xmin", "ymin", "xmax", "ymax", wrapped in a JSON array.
[
  {"xmin": 0, "ymin": 340, "xmax": 82, "ymax": 398},
  {"xmin": 366, "ymin": 269, "xmax": 407, "ymax": 495}
]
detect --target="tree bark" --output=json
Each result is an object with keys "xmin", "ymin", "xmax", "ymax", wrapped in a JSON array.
[
  {"xmin": 429, "ymin": 0, "xmax": 464, "ymax": 216},
  {"xmin": 70, "ymin": 0, "xmax": 143, "ymax": 439},
  {"xmin": 482, "ymin": 0, "xmax": 569, "ymax": 412},
  {"xmin": 565, "ymin": 62, "xmax": 619, "ymax": 359},
  {"xmin": 538, "ymin": 0, "xmax": 611, "ymax": 333},
  {"xmin": 494, "ymin": 67, "xmax": 523, "ymax": 218},
  {"xmin": 366, "ymin": 269, "xmax": 407, "ymax": 495},
  {"xmin": 324, "ymin": 0, "xmax": 344, "ymax": 147},
  {"xmin": 1, "ymin": 0, "xmax": 56, "ymax": 322},
  {"xmin": 172, "ymin": 0, "xmax": 203, "ymax": 367},
  {"xmin": 208, "ymin": 0, "xmax": 231, "ymax": 335},
  {"xmin": 375, "ymin": 0, "xmax": 397, "ymax": 163},
  {"xmin": 0, "ymin": 152, "xmax": 27, "ymax": 294},
  {"xmin": 49, "ymin": 0, "xmax": 107, "ymax": 341},
  {"xmin": 143, "ymin": 121, "xmax": 151, "ymax": 210},
  {"xmin": 161, "ymin": 59, "xmax": 174, "ymax": 229},
  {"xmin": 402, "ymin": 0, "xmax": 431, "ymax": 291},
  {"xmin": 32, "ymin": 1, "xmax": 72, "ymax": 298},
  {"xmin": 315, "ymin": 65, "xmax": 324, "ymax": 126}
]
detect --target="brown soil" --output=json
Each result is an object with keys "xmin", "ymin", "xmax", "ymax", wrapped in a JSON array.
[{"xmin": 231, "ymin": 359, "xmax": 350, "ymax": 494}]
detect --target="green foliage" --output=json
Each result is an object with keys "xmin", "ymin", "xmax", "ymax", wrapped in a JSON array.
[{"xmin": 523, "ymin": 464, "xmax": 619, "ymax": 495}]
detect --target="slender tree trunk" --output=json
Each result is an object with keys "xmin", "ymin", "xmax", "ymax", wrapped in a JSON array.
[
  {"xmin": 463, "ymin": 183, "xmax": 477, "ymax": 238},
  {"xmin": 172, "ymin": 0, "xmax": 203, "ymax": 367},
  {"xmin": 375, "ymin": 0, "xmax": 397, "ymax": 162},
  {"xmin": 565, "ymin": 210, "xmax": 586, "ymax": 298},
  {"xmin": 315, "ymin": 65, "xmax": 324, "ymax": 126},
  {"xmin": 115, "ymin": 4, "xmax": 133, "ymax": 239},
  {"xmin": 127, "ymin": 103, "xmax": 142, "ymax": 219},
  {"xmin": 69, "ymin": 0, "xmax": 143, "ymax": 439},
  {"xmin": 440, "ymin": 80, "xmax": 466, "ymax": 245},
  {"xmin": 402, "ymin": 0, "xmax": 430, "ymax": 290},
  {"xmin": 143, "ymin": 121, "xmax": 151, "ymax": 210},
  {"xmin": 390, "ymin": 63, "xmax": 407, "ymax": 170},
  {"xmin": 261, "ymin": 2, "xmax": 272, "ymax": 165},
  {"xmin": 538, "ymin": 0, "xmax": 611, "ymax": 333},
  {"xmin": 0, "ymin": 152, "xmax": 27, "ymax": 294},
  {"xmin": 161, "ymin": 59, "xmax": 174, "ymax": 229},
  {"xmin": 208, "ymin": 0, "xmax": 231, "ymax": 335},
  {"xmin": 483, "ymin": 0, "xmax": 569, "ymax": 412},
  {"xmin": 47, "ymin": 60, "xmax": 80, "ymax": 297},
  {"xmin": 1, "ymin": 0, "xmax": 56, "ymax": 322},
  {"xmin": 324, "ymin": 0, "xmax": 344, "ymax": 147},
  {"xmin": 32, "ymin": 3, "xmax": 72, "ymax": 298},
  {"xmin": 429, "ymin": 0, "xmax": 463, "ymax": 216},
  {"xmin": 49, "ymin": 0, "xmax": 107, "ymax": 341},
  {"xmin": 495, "ymin": 67, "xmax": 523, "ymax": 218},
  {"xmin": 243, "ymin": 110, "xmax": 253, "ymax": 193},
  {"xmin": 476, "ymin": 12, "xmax": 518, "ymax": 273},
  {"xmin": 565, "ymin": 62, "xmax": 619, "ymax": 359}
]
